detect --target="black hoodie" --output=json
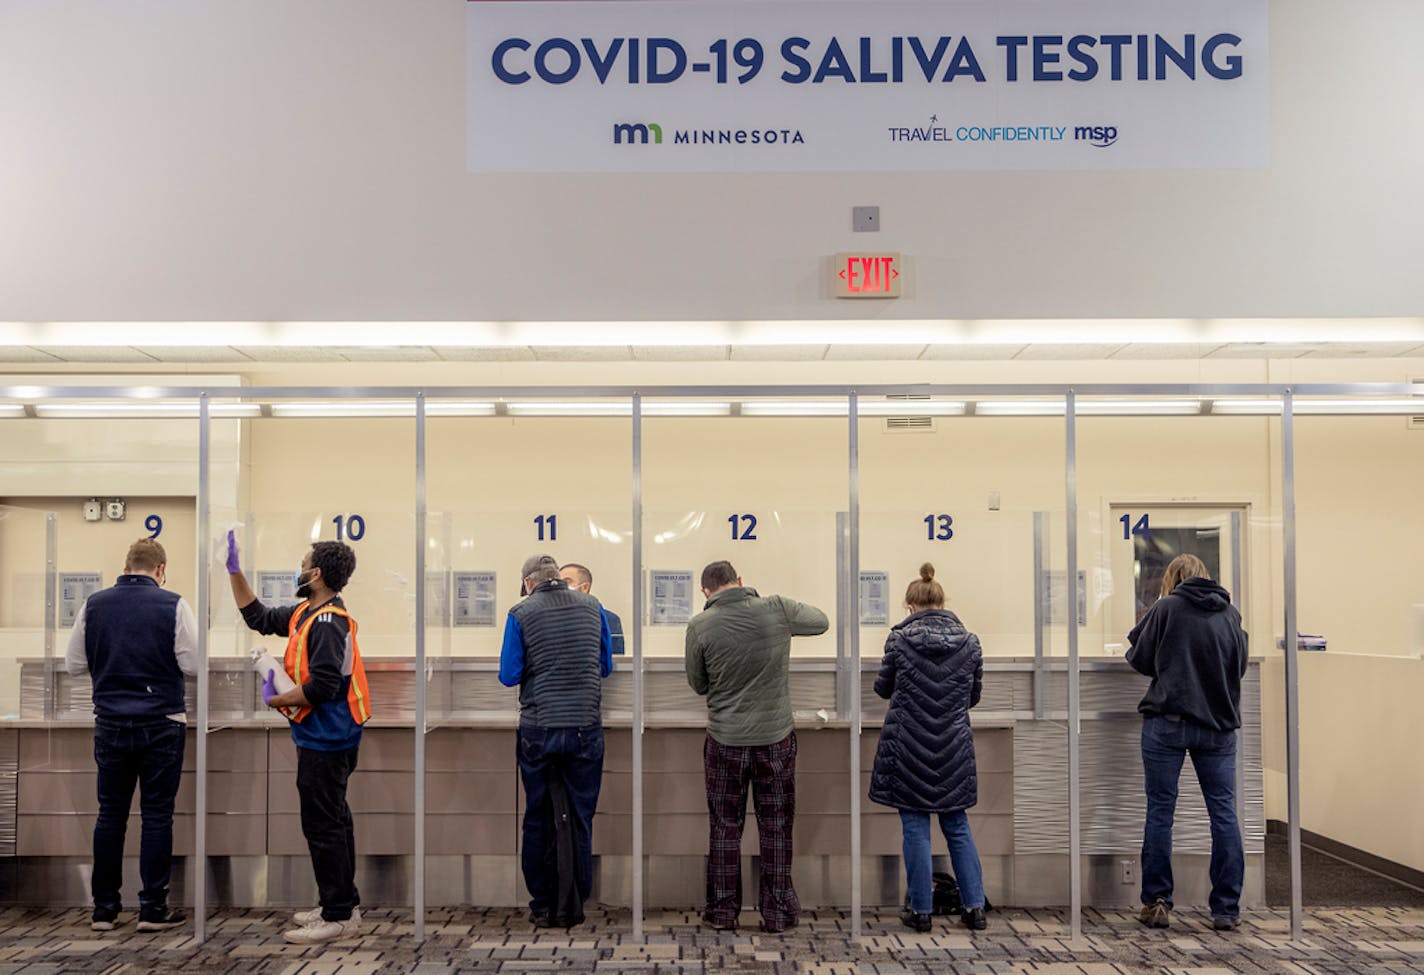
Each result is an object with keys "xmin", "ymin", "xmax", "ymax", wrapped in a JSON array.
[{"xmin": 1125, "ymin": 577, "xmax": 1249, "ymax": 732}]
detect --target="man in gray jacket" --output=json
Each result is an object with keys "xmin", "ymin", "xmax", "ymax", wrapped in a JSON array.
[{"xmin": 684, "ymin": 560, "xmax": 829, "ymax": 933}]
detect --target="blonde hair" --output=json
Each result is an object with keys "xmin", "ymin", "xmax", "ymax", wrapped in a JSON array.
[
  {"xmin": 905, "ymin": 562, "xmax": 945, "ymax": 609},
  {"xmin": 1160, "ymin": 553, "xmax": 1210, "ymax": 597}
]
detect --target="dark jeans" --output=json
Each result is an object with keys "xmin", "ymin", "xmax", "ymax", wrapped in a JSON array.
[
  {"xmin": 92, "ymin": 717, "xmax": 186, "ymax": 914},
  {"xmin": 703, "ymin": 731, "xmax": 799, "ymax": 931},
  {"xmin": 517, "ymin": 724, "xmax": 604, "ymax": 919},
  {"xmin": 1140, "ymin": 715, "xmax": 1244, "ymax": 918},
  {"xmin": 295, "ymin": 745, "xmax": 361, "ymax": 922}
]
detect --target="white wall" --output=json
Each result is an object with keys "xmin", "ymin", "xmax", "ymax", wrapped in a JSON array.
[{"xmin": 1, "ymin": 0, "xmax": 1422, "ymax": 322}]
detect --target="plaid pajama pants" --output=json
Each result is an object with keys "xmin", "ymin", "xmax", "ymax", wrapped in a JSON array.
[{"xmin": 702, "ymin": 731, "xmax": 799, "ymax": 931}]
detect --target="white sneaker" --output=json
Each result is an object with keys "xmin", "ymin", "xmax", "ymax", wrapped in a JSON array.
[
  {"xmin": 292, "ymin": 906, "xmax": 361, "ymax": 926},
  {"xmin": 283, "ymin": 915, "xmax": 359, "ymax": 945}
]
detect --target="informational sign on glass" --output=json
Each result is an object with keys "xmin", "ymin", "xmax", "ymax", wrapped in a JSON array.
[
  {"xmin": 1042, "ymin": 569, "xmax": 1088, "ymax": 627},
  {"xmin": 426, "ymin": 570, "xmax": 451, "ymax": 627},
  {"xmin": 859, "ymin": 570, "xmax": 890, "ymax": 626},
  {"xmin": 257, "ymin": 571, "xmax": 296, "ymax": 604},
  {"xmin": 650, "ymin": 570, "xmax": 695, "ymax": 625},
  {"xmin": 59, "ymin": 572, "xmax": 103, "ymax": 627},
  {"xmin": 453, "ymin": 571, "xmax": 498, "ymax": 627}
]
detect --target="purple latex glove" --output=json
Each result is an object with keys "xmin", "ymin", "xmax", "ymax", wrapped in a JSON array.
[
  {"xmin": 225, "ymin": 530, "xmax": 241, "ymax": 574},
  {"xmin": 261, "ymin": 669, "xmax": 278, "ymax": 706}
]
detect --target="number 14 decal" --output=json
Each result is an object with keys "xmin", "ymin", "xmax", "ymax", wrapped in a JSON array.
[{"xmin": 1120, "ymin": 513, "xmax": 1151, "ymax": 540}]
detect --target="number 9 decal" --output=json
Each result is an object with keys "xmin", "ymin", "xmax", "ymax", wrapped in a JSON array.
[{"xmin": 145, "ymin": 514, "xmax": 163, "ymax": 539}]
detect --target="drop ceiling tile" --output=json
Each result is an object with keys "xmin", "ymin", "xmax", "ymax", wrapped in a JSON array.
[
  {"xmin": 823, "ymin": 344, "xmax": 927, "ymax": 360},
  {"xmin": 0, "ymin": 347, "xmax": 64, "ymax": 363},
  {"xmin": 920, "ymin": 344, "xmax": 1029, "ymax": 360},
  {"xmin": 335, "ymin": 346, "xmax": 440, "ymax": 361},
  {"xmin": 532, "ymin": 346, "xmax": 634, "ymax": 361},
  {"xmin": 1014, "ymin": 343, "xmax": 1128, "ymax": 360},
  {"xmin": 29, "ymin": 346, "xmax": 159, "ymax": 363},
  {"xmin": 1111, "ymin": 343, "xmax": 1227, "ymax": 359},
  {"xmin": 631, "ymin": 345, "xmax": 729, "ymax": 361},
  {"xmin": 1207, "ymin": 343, "xmax": 1314, "ymax": 359},
  {"xmin": 728, "ymin": 345, "xmax": 828, "ymax": 361},
  {"xmin": 434, "ymin": 346, "xmax": 538, "ymax": 361},
  {"xmin": 135, "ymin": 346, "xmax": 253, "ymax": 362},
  {"xmin": 233, "ymin": 346, "xmax": 350, "ymax": 361},
  {"xmin": 1301, "ymin": 342, "xmax": 1424, "ymax": 358}
]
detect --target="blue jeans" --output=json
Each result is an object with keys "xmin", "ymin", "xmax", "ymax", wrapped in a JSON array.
[
  {"xmin": 92, "ymin": 718, "xmax": 186, "ymax": 913},
  {"xmin": 517, "ymin": 724, "xmax": 604, "ymax": 918},
  {"xmin": 899, "ymin": 809, "xmax": 985, "ymax": 914},
  {"xmin": 1140, "ymin": 715, "xmax": 1244, "ymax": 917}
]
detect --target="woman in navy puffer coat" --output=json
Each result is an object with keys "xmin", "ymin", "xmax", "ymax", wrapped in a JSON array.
[{"xmin": 870, "ymin": 563, "xmax": 987, "ymax": 932}]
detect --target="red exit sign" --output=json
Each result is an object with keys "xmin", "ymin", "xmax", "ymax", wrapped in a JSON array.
[{"xmin": 834, "ymin": 252, "xmax": 902, "ymax": 298}]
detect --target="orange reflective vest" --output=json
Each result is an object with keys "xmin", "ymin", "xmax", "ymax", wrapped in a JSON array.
[{"xmin": 283, "ymin": 601, "xmax": 372, "ymax": 726}]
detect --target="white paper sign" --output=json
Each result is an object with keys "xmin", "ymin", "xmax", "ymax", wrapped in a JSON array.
[
  {"xmin": 859, "ymin": 571, "xmax": 890, "ymax": 626},
  {"xmin": 466, "ymin": 0, "xmax": 1268, "ymax": 172},
  {"xmin": 257, "ymin": 571, "xmax": 296, "ymax": 604},
  {"xmin": 454, "ymin": 571, "xmax": 498, "ymax": 627},
  {"xmin": 650, "ymin": 570, "xmax": 695, "ymax": 625},
  {"xmin": 60, "ymin": 572, "xmax": 103, "ymax": 627}
]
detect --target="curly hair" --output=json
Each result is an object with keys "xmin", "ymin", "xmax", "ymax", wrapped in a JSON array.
[{"xmin": 310, "ymin": 540, "xmax": 357, "ymax": 592}]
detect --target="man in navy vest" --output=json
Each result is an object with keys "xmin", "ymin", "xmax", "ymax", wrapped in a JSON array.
[
  {"xmin": 500, "ymin": 554, "xmax": 614, "ymax": 928},
  {"xmin": 66, "ymin": 538, "xmax": 197, "ymax": 933}
]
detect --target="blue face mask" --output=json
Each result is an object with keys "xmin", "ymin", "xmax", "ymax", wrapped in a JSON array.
[{"xmin": 295, "ymin": 568, "xmax": 317, "ymax": 598}]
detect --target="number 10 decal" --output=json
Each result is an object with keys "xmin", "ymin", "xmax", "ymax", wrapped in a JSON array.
[{"xmin": 728, "ymin": 514, "xmax": 757, "ymax": 540}]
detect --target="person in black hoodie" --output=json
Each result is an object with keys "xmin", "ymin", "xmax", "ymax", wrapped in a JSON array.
[
  {"xmin": 869, "ymin": 563, "xmax": 987, "ymax": 934},
  {"xmin": 1126, "ymin": 553, "xmax": 1249, "ymax": 932}
]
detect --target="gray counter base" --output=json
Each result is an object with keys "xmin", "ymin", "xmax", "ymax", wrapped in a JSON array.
[{"xmin": 1, "ymin": 852, "xmax": 1264, "ymax": 910}]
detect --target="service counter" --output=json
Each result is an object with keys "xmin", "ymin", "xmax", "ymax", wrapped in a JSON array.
[{"xmin": 0, "ymin": 657, "xmax": 1263, "ymax": 911}]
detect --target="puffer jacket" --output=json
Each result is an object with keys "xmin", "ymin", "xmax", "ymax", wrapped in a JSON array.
[{"xmin": 869, "ymin": 608, "xmax": 983, "ymax": 812}]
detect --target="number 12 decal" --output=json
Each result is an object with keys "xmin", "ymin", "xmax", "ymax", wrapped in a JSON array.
[
  {"xmin": 1120, "ymin": 513, "xmax": 1151, "ymax": 540},
  {"xmin": 728, "ymin": 514, "xmax": 758, "ymax": 540}
]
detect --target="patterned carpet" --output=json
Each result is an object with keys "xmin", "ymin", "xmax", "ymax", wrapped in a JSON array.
[{"xmin": 1, "ymin": 905, "xmax": 1422, "ymax": 975}]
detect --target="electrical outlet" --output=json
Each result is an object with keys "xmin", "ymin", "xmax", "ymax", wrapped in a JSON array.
[
  {"xmin": 105, "ymin": 499, "xmax": 127, "ymax": 521},
  {"xmin": 1120, "ymin": 859, "xmax": 1136, "ymax": 885}
]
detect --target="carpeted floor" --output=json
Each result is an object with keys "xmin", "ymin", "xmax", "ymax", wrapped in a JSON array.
[{"xmin": 1265, "ymin": 832, "xmax": 1424, "ymax": 907}]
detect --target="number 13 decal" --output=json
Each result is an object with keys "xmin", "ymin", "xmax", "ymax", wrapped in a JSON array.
[{"xmin": 924, "ymin": 514, "xmax": 954, "ymax": 540}]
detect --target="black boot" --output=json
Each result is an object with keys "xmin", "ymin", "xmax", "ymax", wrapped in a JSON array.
[{"xmin": 961, "ymin": 907, "xmax": 987, "ymax": 930}]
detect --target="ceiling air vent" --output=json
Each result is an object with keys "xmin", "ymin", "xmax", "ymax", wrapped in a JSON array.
[{"xmin": 884, "ymin": 415, "xmax": 935, "ymax": 433}]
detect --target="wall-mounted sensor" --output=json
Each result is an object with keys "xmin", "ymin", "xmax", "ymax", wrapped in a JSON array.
[
  {"xmin": 83, "ymin": 499, "xmax": 103, "ymax": 522},
  {"xmin": 105, "ymin": 499, "xmax": 127, "ymax": 521},
  {"xmin": 988, "ymin": 491, "xmax": 1001, "ymax": 511}
]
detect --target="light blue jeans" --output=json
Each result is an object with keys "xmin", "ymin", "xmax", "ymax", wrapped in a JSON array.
[{"xmin": 899, "ymin": 809, "xmax": 985, "ymax": 914}]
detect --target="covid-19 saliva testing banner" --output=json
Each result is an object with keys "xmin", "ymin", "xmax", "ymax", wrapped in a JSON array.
[{"xmin": 465, "ymin": 0, "xmax": 1268, "ymax": 173}]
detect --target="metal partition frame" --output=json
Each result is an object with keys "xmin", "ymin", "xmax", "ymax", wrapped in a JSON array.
[{"xmin": 1, "ymin": 379, "xmax": 1389, "ymax": 944}]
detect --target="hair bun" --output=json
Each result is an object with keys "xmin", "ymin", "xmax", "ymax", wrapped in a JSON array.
[{"xmin": 919, "ymin": 562, "xmax": 935, "ymax": 582}]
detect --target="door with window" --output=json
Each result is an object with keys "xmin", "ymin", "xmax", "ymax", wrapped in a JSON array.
[{"xmin": 1108, "ymin": 503, "xmax": 1248, "ymax": 636}]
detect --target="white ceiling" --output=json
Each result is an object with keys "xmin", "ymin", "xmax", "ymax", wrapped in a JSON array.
[
  {"xmin": 4, "ymin": 318, "xmax": 1424, "ymax": 363},
  {"xmin": 5, "ymin": 341, "xmax": 1424, "ymax": 364}
]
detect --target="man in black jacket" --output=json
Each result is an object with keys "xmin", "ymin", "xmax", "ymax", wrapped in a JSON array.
[
  {"xmin": 1126, "ymin": 553, "xmax": 1249, "ymax": 932},
  {"xmin": 66, "ymin": 538, "xmax": 197, "ymax": 933}
]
